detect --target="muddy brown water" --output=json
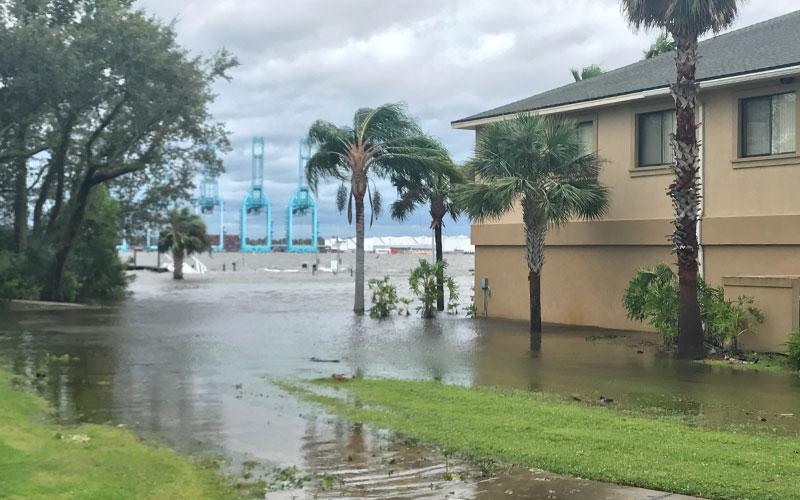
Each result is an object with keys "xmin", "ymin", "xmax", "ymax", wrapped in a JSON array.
[{"xmin": 0, "ymin": 252, "xmax": 798, "ymax": 498}]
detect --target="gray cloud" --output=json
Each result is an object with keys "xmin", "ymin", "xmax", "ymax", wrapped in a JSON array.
[{"xmin": 138, "ymin": 0, "xmax": 799, "ymax": 238}]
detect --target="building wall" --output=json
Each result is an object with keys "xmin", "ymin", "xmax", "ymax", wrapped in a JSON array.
[{"xmin": 470, "ymin": 77, "xmax": 800, "ymax": 351}]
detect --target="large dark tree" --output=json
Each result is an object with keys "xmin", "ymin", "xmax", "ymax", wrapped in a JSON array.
[
  {"xmin": 0, "ymin": 0, "xmax": 236, "ymax": 301},
  {"xmin": 456, "ymin": 114, "xmax": 608, "ymax": 351},
  {"xmin": 622, "ymin": 0, "xmax": 739, "ymax": 359}
]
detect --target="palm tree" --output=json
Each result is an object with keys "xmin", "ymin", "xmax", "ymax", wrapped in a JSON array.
[
  {"xmin": 622, "ymin": 0, "xmax": 739, "ymax": 360},
  {"xmin": 157, "ymin": 207, "xmax": 211, "ymax": 280},
  {"xmin": 305, "ymin": 103, "xmax": 447, "ymax": 314},
  {"xmin": 570, "ymin": 64, "xmax": 603, "ymax": 82},
  {"xmin": 390, "ymin": 160, "xmax": 463, "ymax": 311},
  {"xmin": 456, "ymin": 114, "xmax": 608, "ymax": 351},
  {"xmin": 643, "ymin": 33, "xmax": 675, "ymax": 59}
]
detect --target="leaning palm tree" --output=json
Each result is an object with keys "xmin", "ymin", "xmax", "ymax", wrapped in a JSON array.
[
  {"xmin": 157, "ymin": 207, "xmax": 211, "ymax": 280},
  {"xmin": 622, "ymin": 0, "xmax": 739, "ymax": 360},
  {"xmin": 456, "ymin": 114, "xmax": 608, "ymax": 351},
  {"xmin": 390, "ymin": 159, "xmax": 463, "ymax": 311},
  {"xmin": 305, "ymin": 103, "xmax": 448, "ymax": 314}
]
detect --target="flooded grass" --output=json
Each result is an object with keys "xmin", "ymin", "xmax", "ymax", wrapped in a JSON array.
[
  {"xmin": 0, "ymin": 369, "xmax": 239, "ymax": 499},
  {"xmin": 288, "ymin": 378, "xmax": 800, "ymax": 500}
]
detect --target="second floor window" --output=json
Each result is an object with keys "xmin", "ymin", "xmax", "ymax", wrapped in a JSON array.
[
  {"xmin": 741, "ymin": 92, "xmax": 796, "ymax": 157},
  {"xmin": 638, "ymin": 109, "xmax": 676, "ymax": 167},
  {"xmin": 577, "ymin": 121, "xmax": 594, "ymax": 155}
]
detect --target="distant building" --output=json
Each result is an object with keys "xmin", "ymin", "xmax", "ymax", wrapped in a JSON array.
[{"xmin": 324, "ymin": 235, "xmax": 474, "ymax": 254}]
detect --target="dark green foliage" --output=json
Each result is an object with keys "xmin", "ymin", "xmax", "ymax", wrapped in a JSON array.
[
  {"xmin": 623, "ymin": 263, "xmax": 764, "ymax": 351},
  {"xmin": 786, "ymin": 329, "xmax": 800, "ymax": 370},
  {"xmin": 0, "ymin": 250, "xmax": 40, "ymax": 301},
  {"xmin": 409, "ymin": 259, "xmax": 457, "ymax": 318},
  {"xmin": 367, "ymin": 276, "xmax": 399, "ymax": 319},
  {"xmin": 570, "ymin": 64, "xmax": 603, "ymax": 82},
  {"xmin": 65, "ymin": 188, "xmax": 130, "ymax": 302},
  {"xmin": 0, "ymin": 188, "xmax": 129, "ymax": 303},
  {"xmin": 644, "ymin": 33, "xmax": 675, "ymax": 58}
]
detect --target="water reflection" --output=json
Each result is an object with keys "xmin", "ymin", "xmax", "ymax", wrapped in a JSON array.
[{"xmin": 0, "ymin": 253, "xmax": 798, "ymax": 498}]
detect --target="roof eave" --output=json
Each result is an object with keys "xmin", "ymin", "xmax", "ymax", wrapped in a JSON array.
[{"xmin": 451, "ymin": 63, "xmax": 800, "ymax": 131}]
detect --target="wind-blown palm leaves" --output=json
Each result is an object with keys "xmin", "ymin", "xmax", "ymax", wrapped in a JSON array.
[
  {"xmin": 622, "ymin": 0, "xmax": 740, "ymax": 360},
  {"xmin": 157, "ymin": 207, "xmax": 211, "ymax": 280},
  {"xmin": 390, "ymin": 151, "xmax": 463, "ymax": 311},
  {"xmin": 305, "ymin": 103, "xmax": 448, "ymax": 314},
  {"xmin": 456, "ymin": 114, "xmax": 609, "ymax": 351}
]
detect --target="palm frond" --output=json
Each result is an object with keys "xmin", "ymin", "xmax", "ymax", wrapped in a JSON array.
[
  {"xmin": 335, "ymin": 183, "xmax": 348, "ymax": 213},
  {"xmin": 621, "ymin": 0, "xmax": 739, "ymax": 36},
  {"xmin": 390, "ymin": 187, "xmax": 424, "ymax": 221},
  {"xmin": 305, "ymin": 120, "xmax": 352, "ymax": 192},
  {"xmin": 453, "ymin": 177, "xmax": 522, "ymax": 222},
  {"xmin": 355, "ymin": 102, "xmax": 422, "ymax": 146}
]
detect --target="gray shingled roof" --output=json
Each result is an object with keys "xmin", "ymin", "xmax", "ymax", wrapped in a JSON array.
[{"xmin": 453, "ymin": 10, "xmax": 800, "ymax": 125}]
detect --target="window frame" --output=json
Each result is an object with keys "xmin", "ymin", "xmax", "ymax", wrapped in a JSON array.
[
  {"xmin": 739, "ymin": 91, "xmax": 796, "ymax": 158},
  {"xmin": 636, "ymin": 109, "xmax": 675, "ymax": 167},
  {"xmin": 576, "ymin": 120, "xmax": 595, "ymax": 155}
]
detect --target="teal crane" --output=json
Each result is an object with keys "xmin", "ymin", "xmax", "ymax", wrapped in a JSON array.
[
  {"xmin": 239, "ymin": 136, "xmax": 272, "ymax": 252},
  {"xmin": 285, "ymin": 139, "xmax": 318, "ymax": 253}
]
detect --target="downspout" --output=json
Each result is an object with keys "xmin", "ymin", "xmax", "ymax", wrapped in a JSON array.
[{"xmin": 697, "ymin": 101, "xmax": 705, "ymax": 280}]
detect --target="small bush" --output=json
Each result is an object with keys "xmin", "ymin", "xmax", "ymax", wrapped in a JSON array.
[
  {"xmin": 623, "ymin": 263, "xmax": 764, "ymax": 351},
  {"xmin": 0, "ymin": 250, "xmax": 41, "ymax": 301},
  {"xmin": 786, "ymin": 329, "xmax": 800, "ymax": 370},
  {"xmin": 409, "ymin": 259, "xmax": 458, "ymax": 318},
  {"xmin": 368, "ymin": 276, "xmax": 398, "ymax": 319}
]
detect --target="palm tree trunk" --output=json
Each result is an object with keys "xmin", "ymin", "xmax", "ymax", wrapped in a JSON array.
[
  {"xmin": 173, "ymin": 250, "xmax": 184, "ymax": 280},
  {"xmin": 522, "ymin": 199, "xmax": 545, "ymax": 351},
  {"xmin": 670, "ymin": 33, "xmax": 704, "ymax": 360},
  {"xmin": 529, "ymin": 269, "xmax": 542, "ymax": 350},
  {"xmin": 354, "ymin": 193, "xmax": 365, "ymax": 315},
  {"xmin": 434, "ymin": 223, "xmax": 444, "ymax": 311}
]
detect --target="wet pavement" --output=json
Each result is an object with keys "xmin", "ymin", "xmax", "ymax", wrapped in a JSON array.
[{"xmin": 0, "ymin": 252, "xmax": 797, "ymax": 498}]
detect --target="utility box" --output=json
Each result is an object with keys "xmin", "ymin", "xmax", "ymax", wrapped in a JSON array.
[{"xmin": 722, "ymin": 276, "xmax": 800, "ymax": 353}]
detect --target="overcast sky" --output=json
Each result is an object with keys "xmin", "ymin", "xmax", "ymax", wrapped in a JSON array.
[{"xmin": 137, "ymin": 0, "xmax": 798, "ymax": 239}]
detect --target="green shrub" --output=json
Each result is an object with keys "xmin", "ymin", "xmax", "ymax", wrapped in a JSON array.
[
  {"xmin": 368, "ymin": 276, "xmax": 398, "ymax": 319},
  {"xmin": 623, "ymin": 263, "xmax": 764, "ymax": 351},
  {"xmin": 409, "ymin": 259, "xmax": 458, "ymax": 318},
  {"xmin": 0, "ymin": 250, "xmax": 41, "ymax": 301},
  {"xmin": 66, "ymin": 188, "xmax": 131, "ymax": 302},
  {"xmin": 786, "ymin": 329, "xmax": 800, "ymax": 370}
]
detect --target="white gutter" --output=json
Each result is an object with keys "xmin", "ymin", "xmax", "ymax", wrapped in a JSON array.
[
  {"xmin": 697, "ymin": 102, "xmax": 705, "ymax": 279},
  {"xmin": 452, "ymin": 63, "xmax": 800, "ymax": 130}
]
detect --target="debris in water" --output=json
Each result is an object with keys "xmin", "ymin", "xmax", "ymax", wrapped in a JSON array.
[
  {"xmin": 310, "ymin": 357, "xmax": 340, "ymax": 363},
  {"xmin": 331, "ymin": 374, "xmax": 351, "ymax": 381}
]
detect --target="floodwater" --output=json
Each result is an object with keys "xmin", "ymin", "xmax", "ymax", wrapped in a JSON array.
[{"xmin": 0, "ymin": 252, "xmax": 798, "ymax": 498}]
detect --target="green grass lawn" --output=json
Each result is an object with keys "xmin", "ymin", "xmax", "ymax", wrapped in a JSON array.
[
  {"xmin": 699, "ymin": 354, "xmax": 793, "ymax": 373},
  {"xmin": 0, "ymin": 370, "xmax": 237, "ymax": 500},
  {"xmin": 285, "ymin": 378, "xmax": 800, "ymax": 500}
]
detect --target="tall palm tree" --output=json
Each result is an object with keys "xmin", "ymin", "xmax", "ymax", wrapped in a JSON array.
[
  {"xmin": 390, "ymin": 160, "xmax": 463, "ymax": 311},
  {"xmin": 570, "ymin": 64, "xmax": 603, "ymax": 82},
  {"xmin": 456, "ymin": 114, "xmax": 608, "ymax": 351},
  {"xmin": 622, "ymin": 0, "xmax": 739, "ymax": 360},
  {"xmin": 305, "ymin": 103, "xmax": 447, "ymax": 314},
  {"xmin": 157, "ymin": 207, "xmax": 211, "ymax": 280}
]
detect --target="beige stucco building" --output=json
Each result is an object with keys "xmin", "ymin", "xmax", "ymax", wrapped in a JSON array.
[{"xmin": 453, "ymin": 11, "xmax": 800, "ymax": 352}]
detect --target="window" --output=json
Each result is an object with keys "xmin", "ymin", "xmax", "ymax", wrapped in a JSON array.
[
  {"xmin": 577, "ymin": 121, "xmax": 594, "ymax": 155},
  {"xmin": 741, "ymin": 92, "xmax": 796, "ymax": 157},
  {"xmin": 637, "ymin": 109, "xmax": 675, "ymax": 167}
]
